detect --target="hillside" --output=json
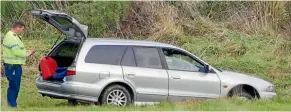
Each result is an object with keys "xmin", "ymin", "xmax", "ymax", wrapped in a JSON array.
[{"xmin": 1, "ymin": 1, "xmax": 291, "ymax": 111}]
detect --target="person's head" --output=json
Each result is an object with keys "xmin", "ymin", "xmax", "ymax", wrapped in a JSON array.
[{"xmin": 12, "ymin": 20, "xmax": 25, "ymax": 34}]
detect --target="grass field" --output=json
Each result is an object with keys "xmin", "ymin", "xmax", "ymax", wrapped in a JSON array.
[{"xmin": 1, "ymin": 30, "xmax": 291, "ymax": 111}]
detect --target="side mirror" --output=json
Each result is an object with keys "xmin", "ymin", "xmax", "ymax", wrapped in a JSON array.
[{"xmin": 205, "ymin": 65, "xmax": 211, "ymax": 73}]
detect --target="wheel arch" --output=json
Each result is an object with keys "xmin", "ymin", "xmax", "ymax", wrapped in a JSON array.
[
  {"xmin": 227, "ymin": 84, "xmax": 260, "ymax": 98},
  {"xmin": 98, "ymin": 81, "xmax": 136, "ymax": 103}
]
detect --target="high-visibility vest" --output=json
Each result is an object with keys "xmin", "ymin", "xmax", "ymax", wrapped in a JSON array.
[{"xmin": 2, "ymin": 31, "xmax": 27, "ymax": 64}]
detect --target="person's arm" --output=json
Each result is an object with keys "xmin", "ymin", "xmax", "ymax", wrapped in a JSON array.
[
  {"xmin": 10, "ymin": 44, "xmax": 27, "ymax": 58},
  {"xmin": 10, "ymin": 37, "xmax": 35, "ymax": 57}
]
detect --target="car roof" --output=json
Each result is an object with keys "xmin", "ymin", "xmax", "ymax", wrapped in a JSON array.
[{"xmin": 84, "ymin": 38, "xmax": 180, "ymax": 49}]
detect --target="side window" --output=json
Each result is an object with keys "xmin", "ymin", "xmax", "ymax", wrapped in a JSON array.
[
  {"xmin": 85, "ymin": 45, "xmax": 126, "ymax": 65},
  {"xmin": 162, "ymin": 48, "xmax": 205, "ymax": 72},
  {"xmin": 121, "ymin": 47, "xmax": 137, "ymax": 67},
  {"xmin": 133, "ymin": 47, "xmax": 162, "ymax": 69}
]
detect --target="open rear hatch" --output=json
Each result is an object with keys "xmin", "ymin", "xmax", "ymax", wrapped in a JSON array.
[
  {"xmin": 31, "ymin": 9, "xmax": 86, "ymax": 82},
  {"xmin": 31, "ymin": 9, "xmax": 88, "ymax": 39},
  {"xmin": 31, "ymin": 8, "xmax": 88, "ymax": 54}
]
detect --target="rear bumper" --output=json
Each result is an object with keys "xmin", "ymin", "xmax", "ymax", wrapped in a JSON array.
[
  {"xmin": 259, "ymin": 92, "xmax": 277, "ymax": 99},
  {"xmin": 35, "ymin": 76, "xmax": 100, "ymax": 102},
  {"xmin": 38, "ymin": 90, "xmax": 98, "ymax": 102}
]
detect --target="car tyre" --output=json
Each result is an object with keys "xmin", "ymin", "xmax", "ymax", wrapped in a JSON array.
[
  {"xmin": 101, "ymin": 85, "xmax": 131, "ymax": 106},
  {"xmin": 233, "ymin": 90, "xmax": 253, "ymax": 101}
]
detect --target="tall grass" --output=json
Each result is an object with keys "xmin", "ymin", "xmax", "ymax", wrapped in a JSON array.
[
  {"xmin": 2, "ymin": 1, "xmax": 290, "ymax": 37},
  {"xmin": 1, "ymin": 1, "xmax": 131, "ymax": 38},
  {"xmin": 67, "ymin": 1, "xmax": 132, "ymax": 37},
  {"xmin": 1, "ymin": 1, "xmax": 69, "ymax": 30},
  {"xmin": 178, "ymin": 1, "xmax": 290, "ymax": 35},
  {"xmin": 111, "ymin": 1, "xmax": 291, "ymax": 39}
]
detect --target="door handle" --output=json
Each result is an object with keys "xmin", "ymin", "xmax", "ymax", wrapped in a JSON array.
[
  {"xmin": 171, "ymin": 75, "xmax": 181, "ymax": 79},
  {"xmin": 126, "ymin": 73, "xmax": 135, "ymax": 77}
]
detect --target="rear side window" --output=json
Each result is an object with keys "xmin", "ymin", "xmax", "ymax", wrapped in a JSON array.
[
  {"xmin": 121, "ymin": 47, "xmax": 137, "ymax": 67},
  {"xmin": 85, "ymin": 45, "xmax": 126, "ymax": 65},
  {"xmin": 133, "ymin": 47, "xmax": 162, "ymax": 69}
]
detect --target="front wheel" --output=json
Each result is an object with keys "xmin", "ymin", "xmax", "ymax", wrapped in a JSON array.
[
  {"xmin": 232, "ymin": 89, "xmax": 254, "ymax": 101},
  {"xmin": 101, "ymin": 85, "xmax": 131, "ymax": 106}
]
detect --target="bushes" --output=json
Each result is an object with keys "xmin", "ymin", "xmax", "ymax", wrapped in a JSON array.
[
  {"xmin": 67, "ymin": 1, "xmax": 131, "ymax": 37},
  {"xmin": 1, "ymin": 1, "xmax": 131, "ymax": 38},
  {"xmin": 1, "ymin": 1, "xmax": 290, "ymax": 38},
  {"xmin": 1, "ymin": 1, "xmax": 131, "ymax": 67}
]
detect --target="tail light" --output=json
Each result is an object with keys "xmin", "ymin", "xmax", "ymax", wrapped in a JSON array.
[{"xmin": 66, "ymin": 63, "xmax": 76, "ymax": 76}]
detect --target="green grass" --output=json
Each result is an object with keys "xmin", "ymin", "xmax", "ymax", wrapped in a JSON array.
[{"xmin": 1, "ymin": 30, "xmax": 291, "ymax": 111}]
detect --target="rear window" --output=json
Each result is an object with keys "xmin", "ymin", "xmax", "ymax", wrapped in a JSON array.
[
  {"xmin": 85, "ymin": 45, "xmax": 126, "ymax": 65},
  {"xmin": 121, "ymin": 47, "xmax": 137, "ymax": 67},
  {"xmin": 51, "ymin": 16, "xmax": 73, "ymax": 30}
]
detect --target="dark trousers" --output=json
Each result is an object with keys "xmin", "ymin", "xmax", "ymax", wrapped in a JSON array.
[{"xmin": 4, "ymin": 63, "xmax": 22, "ymax": 107}]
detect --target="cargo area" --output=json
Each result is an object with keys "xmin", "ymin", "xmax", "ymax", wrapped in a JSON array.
[{"xmin": 39, "ymin": 39, "xmax": 81, "ymax": 82}]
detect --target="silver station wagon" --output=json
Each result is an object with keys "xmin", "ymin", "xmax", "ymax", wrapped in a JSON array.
[{"xmin": 33, "ymin": 9, "xmax": 276, "ymax": 106}]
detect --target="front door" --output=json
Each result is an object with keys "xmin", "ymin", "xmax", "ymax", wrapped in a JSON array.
[{"xmin": 161, "ymin": 48, "xmax": 221, "ymax": 101}]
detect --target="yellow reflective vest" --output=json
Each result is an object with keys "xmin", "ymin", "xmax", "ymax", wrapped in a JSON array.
[{"xmin": 2, "ymin": 31, "xmax": 27, "ymax": 64}]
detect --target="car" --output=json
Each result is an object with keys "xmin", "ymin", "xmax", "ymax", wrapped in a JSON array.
[{"xmin": 32, "ymin": 9, "xmax": 277, "ymax": 106}]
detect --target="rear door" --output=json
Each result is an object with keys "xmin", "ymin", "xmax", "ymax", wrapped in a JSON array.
[
  {"xmin": 121, "ymin": 46, "xmax": 169, "ymax": 102},
  {"xmin": 73, "ymin": 45, "xmax": 127, "ymax": 98}
]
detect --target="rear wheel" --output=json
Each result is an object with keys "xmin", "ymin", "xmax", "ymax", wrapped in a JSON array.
[{"xmin": 101, "ymin": 85, "xmax": 131, "ymax": 106}]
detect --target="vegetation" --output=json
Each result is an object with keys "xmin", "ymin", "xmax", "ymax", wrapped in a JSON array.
[{"xmin": 1, "ymin": 1, "xmax": 291, "ymax": 111}]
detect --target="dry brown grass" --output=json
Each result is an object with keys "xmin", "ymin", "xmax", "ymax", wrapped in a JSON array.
[{"xmin": 104, "ymin": 1, "xmax": 291, "ymax": 40}]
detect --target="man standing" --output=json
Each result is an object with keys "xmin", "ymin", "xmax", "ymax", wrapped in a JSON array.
[{"xmin": 2, "ymin": 20, "xmax": 34, "ymax": 107}]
